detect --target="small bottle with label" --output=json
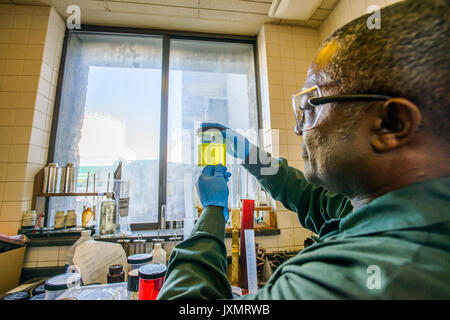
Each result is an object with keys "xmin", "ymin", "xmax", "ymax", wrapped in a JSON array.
[
  {"xmin": 82, "ymin": 207, "xmax": 93, "ymax": 227},
  {"xmin": 107, "ymin": 264, "xmax": 125, "ymax": 283},
  {"xmin": 150, "ymin": 241, "xmax": 167, "ymax": 265}
]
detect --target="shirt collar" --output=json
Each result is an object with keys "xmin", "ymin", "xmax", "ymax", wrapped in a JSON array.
[{"xmin": 338, "ymin": 175, "xmax": 450, "ymax": 237}]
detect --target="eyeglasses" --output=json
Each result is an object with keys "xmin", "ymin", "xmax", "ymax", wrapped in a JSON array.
[{"xmin": 292, "ymin": 85, "xmax": 392, "ymax": 135}]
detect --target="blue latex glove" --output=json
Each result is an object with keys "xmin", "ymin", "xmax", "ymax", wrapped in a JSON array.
[
  {"xmin": 201, "ymin": 123, "xmax": 253, "ymax": 161},
  {"xmin": 196, "ymin": 164, "xmax": 231, "ymax": 222}
]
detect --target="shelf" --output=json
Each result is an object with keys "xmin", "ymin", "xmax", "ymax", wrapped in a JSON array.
[{"xmin": 36, "ymin": 192, "xmax": 108, "ymax": 197}]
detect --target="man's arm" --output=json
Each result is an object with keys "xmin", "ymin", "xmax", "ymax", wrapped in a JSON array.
[
  {"xmin": 157, "ymin": 206, "xmax": 233, "ymax": 300},
  {"xmin": 243, "ymin": 146, "xmax": 352, "ymax": 236}
]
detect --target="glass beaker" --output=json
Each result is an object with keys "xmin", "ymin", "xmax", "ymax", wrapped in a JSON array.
[{"xmin": 196, "ymin": 125, "xmax": 226, "ymax": 166}]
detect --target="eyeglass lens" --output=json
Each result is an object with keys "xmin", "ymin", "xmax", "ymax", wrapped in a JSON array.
[{"xmin": 293, "ymin": 88, "xmax": 321, "ymax": 132}]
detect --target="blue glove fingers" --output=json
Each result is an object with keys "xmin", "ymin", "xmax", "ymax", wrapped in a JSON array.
[
  {"xmin": 201, "ymin": 165, "xmax": 215, "ymax": 177},
  {"xmin": 213, "ymin": 164, "xmax": 227, "ymax": 177}
]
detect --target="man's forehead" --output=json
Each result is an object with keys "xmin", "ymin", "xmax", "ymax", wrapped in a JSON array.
[
  {"xmin": 303, "ymin": 69, "xmax": 337, "ymax": 93},
  {"xmin": 303, "ymin": 40, "xmax": 341, "ymax": 93}
]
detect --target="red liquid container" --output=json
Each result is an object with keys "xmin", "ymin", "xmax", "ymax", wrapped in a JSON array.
[
  {"xmin": 138, "ymin": 263, "xmax": 167, "ymax": 300},
  {"xmin": 240, "ymin": 199, "xmax": 255, "ymax": 290}
]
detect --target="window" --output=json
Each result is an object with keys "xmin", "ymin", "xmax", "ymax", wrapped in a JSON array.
[{"xmin": 49, "ymin": 28, "xmax": 260, "ymax": 230}]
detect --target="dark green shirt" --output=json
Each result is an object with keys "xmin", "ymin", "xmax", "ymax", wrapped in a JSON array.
[{"xmin": 158, "ymin": 154, "xmax": 450, "ymax": 299}]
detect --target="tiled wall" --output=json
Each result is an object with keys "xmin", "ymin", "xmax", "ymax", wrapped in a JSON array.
[
  {"xmin": 252, "ymin": 23, "xmax": 322, "ymax": 253},
  {"xmin": 319, "ymin": 0, "xmax": 404, "ymax": 43},
  {"xmin": 0, "ymin": 4, "xmax": 65, "ymax": 237}
]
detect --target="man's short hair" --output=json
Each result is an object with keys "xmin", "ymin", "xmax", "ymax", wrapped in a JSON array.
[{"xmin": 320, "ymin": 0, "xmax": 449, "ymax": 141}]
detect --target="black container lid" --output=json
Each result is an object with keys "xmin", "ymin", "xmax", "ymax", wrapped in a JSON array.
[
  {"xmin": 44, "ymin": 273, "xmax": 82, "ymax": 291},
  {"xmin": 1, "ymin": 291, "xmax": 30, "ymax": 300},
  {"xmin": 109, "ymin": 264, "xmax": 123, "ymax": 275},
  {"xmin": 127, "ymin": 269, "xmax": 139, "ymax": 292},
  {"xmin": 127, "ymin": 253, "xmax": 152, "ymax": 264},
  {"xmin": 138, "ymin": 263, "xmax": 167, "ymax": 280},
  {"xmin": 30, "ymin": 293, "xmax": 45, "ymax": 300},
  {"xmin": 32, "ymin": 283, "xmax": 45, "ymax": 295}
]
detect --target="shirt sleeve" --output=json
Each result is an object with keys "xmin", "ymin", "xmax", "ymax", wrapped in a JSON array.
[
  {"xmin": 157, "ymin": 205, "xmax": 233, "ymax": 300},
  {"xmin": 243, "ymin": 146, "xmax": 353, "ymax": 237}
]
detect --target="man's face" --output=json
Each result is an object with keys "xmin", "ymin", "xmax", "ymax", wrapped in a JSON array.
[{"xmin": 299, "ymin": 70, "xmax": 373, "ymax": 196}]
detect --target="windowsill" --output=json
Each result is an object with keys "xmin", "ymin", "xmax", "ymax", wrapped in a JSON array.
[{"xmin": 23, "ymin": 227, "xmax": 280, "ymax": 247}]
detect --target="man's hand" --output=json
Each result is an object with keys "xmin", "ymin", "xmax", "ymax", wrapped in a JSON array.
[
  {"xmin": 201, "ymin": 123, "xmax": 254, "ymax": 161},
  {"xmin": 196, "ymin": 164, "xmax": 231, "ymax": 221}
]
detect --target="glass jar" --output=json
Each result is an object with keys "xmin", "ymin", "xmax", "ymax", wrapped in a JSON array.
[
  {"xmin": 197, "ymin": 125, "xmax": 226, "ymax": 166},
  {"xmin": 107, "ymin": 264, "xmax": 125, "ymax": 283},
  {"xmin": 44, "ymin": 273, "xmax": 82, "ymax": 300},
  {"xmin": 138, "ymin": 263, "xmax": 167, "ymax": 300},
  {"xmin": 127, "ymin": 253, "xmax": 152, "ymax": 272}
]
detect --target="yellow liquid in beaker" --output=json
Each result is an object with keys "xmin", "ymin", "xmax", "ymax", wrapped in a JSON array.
[{"xmin": 198, "ymin": 143, "xmax": 226, "ymax": 166}]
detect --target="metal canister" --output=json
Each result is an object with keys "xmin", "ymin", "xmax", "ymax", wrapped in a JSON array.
[
  {"xmin": 117, "ymin": 238, "xmax": 131, "ymax": 257},
  {"xmin": 60, "ymin": 163, "xmax": 77, "ymax": 193},
  {"xmin": 131, "ymin": 234, "xmax": 147, "ymax": 255},
  {"xmin": 43, "ymin": 163, "xmax": 60, "ymax": 193}
]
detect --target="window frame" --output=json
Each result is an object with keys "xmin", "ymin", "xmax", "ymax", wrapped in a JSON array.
[{"xmin": 47, "ymin": 25, "xmax": 262, "ymax": 231}]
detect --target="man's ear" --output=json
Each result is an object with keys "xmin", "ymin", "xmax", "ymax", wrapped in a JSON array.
[{"xmin": 371, "ymin": 98, "xmax": 422, "ymax": 152}]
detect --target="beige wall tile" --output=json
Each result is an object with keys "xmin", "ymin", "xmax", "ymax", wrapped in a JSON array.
[
  {"xmin": 0, "ymin": 92, "xmax": 19, "ymax": 108},
  {"xmin": 14, "ymin": 109, "xmax": 34, "ymax": 126},
  {"xmin": 25, "ymin": 44, "xmax": 44, "ymax": 60},
  {"xmin": 0, "ymin": 221, "xmax": 21, "ymax": 235},
  {"xmin": 24, "ymin": 247, "xmax": 39, "ymax": 262},
  {"xmin": 37, "ymin": 246, "xmax": 59, "ymax": 261},
  {"xmin": 0, "ymin": 144, "xmax": 10, "ymax": 162},
  {"xmin": 17, "ymin": 92, "xmax": 36, "ymax": 109},
  {"xmin": 4, "ymin": 59, "xmax": 24, "ymax": 76},
  {"xmin": 8, "ymin": 144, "xmax": 30, "ymax": 163},
  {"xmin": 1, "ymin": 75, "xmax": 21, "ymax": 91},
  {"xmin": 23, "ymin": 60, "xmax": 42, "ymax": 76},
  {"xmin": 0, "ymin": 200, "xmax": 25, "ymax": 221},
  {"xmin": 11, "ymin": 126, "xmax": 32, "ymax": 144},
  {"xmin": 0, "ymin": 127, "xmax": 13, "ymax": 144},
  {"xmin": 37, "ymin": 261, "xmax": 58, "ymax": 267},
  {"xmin": 0, "ymin": 109, "xmax": 16, "ymax": 126},
  {"xmin": 293, "ymin": 227, "xmax": 312, "ymax": 246}
]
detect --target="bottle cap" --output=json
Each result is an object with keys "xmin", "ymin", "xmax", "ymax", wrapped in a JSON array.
[
  {"xmin": 44, "ymin": 273, "xmax": 82, "ymax": 291},
  {"xmin": 138, "ymin": 263, "xmax": 166, "ymax": 280},
  {"xmin": 127, "ymin": 253, "xmax": 152, "ymax": 264},
  {"xmin": 108, "ymin": 264, "xmax": 123, "ymax": 275}
]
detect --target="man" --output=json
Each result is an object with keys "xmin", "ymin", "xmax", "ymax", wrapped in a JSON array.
[{"xmin": 158, "ymin": 0, "xmax": 450, "ymax": 299}]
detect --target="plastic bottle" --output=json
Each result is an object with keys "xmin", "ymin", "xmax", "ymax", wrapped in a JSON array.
[
  {"xmin": 150, "ymin": 242, "xmax": 167, "ymax": 265},
  {"xmin": 65, "ymin": 230, "xmax": 93, "ymax": 271}
]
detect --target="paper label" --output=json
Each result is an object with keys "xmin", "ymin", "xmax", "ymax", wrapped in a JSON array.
[{"xmin": 119, "ymin": 198, "xmax": 129, "ymax": 217}]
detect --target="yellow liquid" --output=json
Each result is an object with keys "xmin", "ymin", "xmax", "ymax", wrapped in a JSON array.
[{"xmin": 198, "ymin": 143, "xmax": 226, "ymax": 166}]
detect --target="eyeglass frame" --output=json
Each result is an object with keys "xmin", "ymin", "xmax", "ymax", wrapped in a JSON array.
[{"xmin": 292, "ymin": 85, "xmax": 392, "ymax": 135}]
